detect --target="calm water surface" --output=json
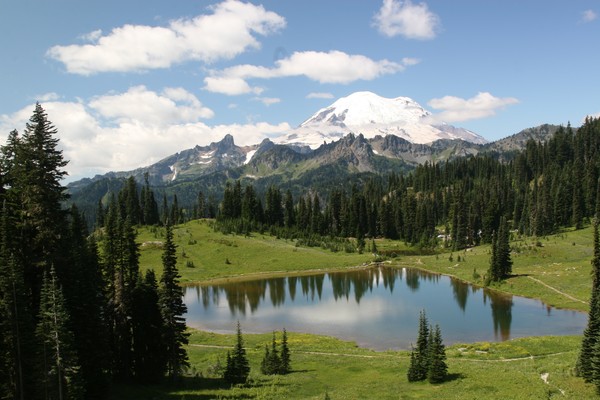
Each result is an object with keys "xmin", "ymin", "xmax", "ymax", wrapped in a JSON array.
[{"xmin": 184, "ymin": 267, "xmax": 586, "ymax": 350}]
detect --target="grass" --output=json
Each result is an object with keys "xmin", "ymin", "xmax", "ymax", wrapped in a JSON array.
[
  {"xmin": 137, "ymin": 220, "xmax": 373, "ymax": 284},
  {"xmin": 128, "ymin": 220, "xmax": 599, "ymax": 398},
  {"xmin": 109, "ymin": 330, "xmax": 597, "ymax": 399},
  {"xmin": 388, "ymin": 226, "xmax": 594, "ymax": 312}
]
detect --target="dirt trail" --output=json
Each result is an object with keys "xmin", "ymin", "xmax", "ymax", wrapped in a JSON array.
[
  {"xmin": 526, "ymin": 276, "xmax": 587, "ymax": 305},
  {"xmin": 189, "ymin": 344, "xmax": 575, "ymax": 363}
]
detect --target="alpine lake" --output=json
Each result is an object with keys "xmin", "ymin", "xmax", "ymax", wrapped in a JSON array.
[{"xmin": 184, "ymin": 266, "xmax": 586, "ymax": 350}]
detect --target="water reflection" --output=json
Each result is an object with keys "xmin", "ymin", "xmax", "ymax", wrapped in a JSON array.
[{"xmin": 184, "ymin": 267, "xmax": 586, "ymax": 350}]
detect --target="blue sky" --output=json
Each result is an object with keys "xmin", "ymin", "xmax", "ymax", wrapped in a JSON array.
[{"xmin": 1, "ymin": 0, "xmax": 599, "ymax": 181}]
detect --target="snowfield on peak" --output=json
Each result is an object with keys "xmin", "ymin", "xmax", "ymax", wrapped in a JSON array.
[{"xmin": 274, "ymin": 91, "xmax": 487, "ymax": 149}]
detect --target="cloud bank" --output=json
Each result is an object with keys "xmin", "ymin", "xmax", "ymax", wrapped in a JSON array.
[
  {"xmin": 0, "ymin": 87, "xmax": 290, "ymax": 181},
  {"xmin": 427, "ymin": 92, "xmax": 519, "ymax": 123},
  {"xmin": 47, "ymin": 0, "xmax": 286, "ymax": 74},
  {"xmin": 204, "ymin": 50, "xmax": 416, "ymax": 95}
]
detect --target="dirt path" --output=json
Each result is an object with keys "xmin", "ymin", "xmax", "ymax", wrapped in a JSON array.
[
  {"xmin": 454, "ymin": 351, "xmax": 574, "ymax": 363},
  {"xmin": 526, "ymin": 276, "xmax": 587, "ymax": 305},
  {"xmin": 189, "ymin": 344, "xmax": 575, "ymax": 363}
]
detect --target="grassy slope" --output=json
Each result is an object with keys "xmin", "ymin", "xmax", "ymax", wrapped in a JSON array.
[
  {"xmin": 137, "ymin": 220, "xmax": 373, "ymax": 283},
  {"xmin": 126, "ymin": 221, "xmax": 598, "ymax": 399},
  {"xmin": 381, "ymin": 227, "xmax": 593, "ymax": 312}
]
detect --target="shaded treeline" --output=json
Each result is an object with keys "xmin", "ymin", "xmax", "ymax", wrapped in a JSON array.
[
  {"xmin": 211, "ymin": 118, "xmax": 600, "ymax": 251},
  {"xmin": 0, "ymin": 105, "xmax": 188, "ymax": 400}
]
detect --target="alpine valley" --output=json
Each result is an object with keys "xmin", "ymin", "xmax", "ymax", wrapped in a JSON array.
[{"xmin": 67, "ymin": 92, "xmax": 561, "ymax": 223}]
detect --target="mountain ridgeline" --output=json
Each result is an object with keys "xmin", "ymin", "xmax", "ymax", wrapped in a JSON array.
[
  {"xmin": 75, "ymin": 116, "xmax": 600, "ymax": 256},
  {"xmin": 68, "ymin": 122, "xmax": 562, "ymax": 228}
]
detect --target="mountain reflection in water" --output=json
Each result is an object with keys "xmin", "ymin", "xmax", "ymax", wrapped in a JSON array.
[{"xmin": 184, "ymin": 267, "xmax": 585, "ymax": 350}]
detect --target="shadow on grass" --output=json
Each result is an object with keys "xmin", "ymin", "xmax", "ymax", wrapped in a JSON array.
[
  {"xmin": 109, "ymin": 375, "xmax": 291, "ymax": 400},
  {"xmin": 444, "ymin": 372, "xmax": 465, "ymax": 382}
]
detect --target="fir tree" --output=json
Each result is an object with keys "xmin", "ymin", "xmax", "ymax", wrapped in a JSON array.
[
  {"xmin": 427, "ymin": 324, "xmax": 448, "ymax": 384},
  {"xmin": 159, "ymin": 223, "xmax": 189, "ymax": 380},
  {"xmin": 407, "ymin": 310, "xmax": 430, "ymax": 381},
  {"xmin": 279, "ymin": 328, "xmax": 291, "ymax": 374},
  {"xmin": 36, "ymin": 267, "xmax": 83, "ymax": 400},
  {"xmin": 132, "ymin": 270, "xmax": 166, "ymax": 383},
  {"xmin": 224, "ymin": 321, "xmax": 250, "ymax": 384},
  {"xmin": 487, "ymin": 217, "xmax": 512, "ymax": 283},
  {"xmin": 577, "ymin": 219, "xmax": 600, "ymax": 381}
]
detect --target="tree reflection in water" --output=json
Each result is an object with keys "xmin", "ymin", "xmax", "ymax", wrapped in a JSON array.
[{"xmin": 185, "ymin": 266, "xmax": 585, "ymax": 349}]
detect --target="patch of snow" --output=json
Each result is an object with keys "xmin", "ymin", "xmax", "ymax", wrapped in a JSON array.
[
  {"xmin": 200, "ymin": 150, "xmax": 215, "ymax": 159},
  {"xmin": 171, "ymin": 168, "xmax": 178, "ymax": 181},
  {"xmin": 244, "ymin": 150, "xmax": 257, "ymax": 165},
  {"xmin": 195, "ymin": 160, "xmax": 211, "ymax": 165},
  {"xmin": 279, "ymin": 91, "xmax": 487, "ymax": 146},
  {"xmin": 372, "ymin": 149, "xmax": 379, "ymax": 155},
  {"xmin": 169, "ymin": 164, "xmax": 175, "ymax": 172}
]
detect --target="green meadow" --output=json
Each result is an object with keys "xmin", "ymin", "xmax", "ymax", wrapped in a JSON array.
[{"xmin": 120, "ymin": 221, "xmax": 599, "ymax": 399}]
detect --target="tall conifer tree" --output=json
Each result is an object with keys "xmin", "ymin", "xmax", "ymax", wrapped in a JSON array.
[{"xmin": 159, "ymin": 223, "xmax": 189, "ymax": 380}]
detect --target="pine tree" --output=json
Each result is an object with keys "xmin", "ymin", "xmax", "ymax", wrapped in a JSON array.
[
  {"xmin": 224, "ymin": 321, "xmax": 250, "ymax": 384},
  {"xmin": 488, "ymin": 217, "xmax": 512, "ymax": 283},
  {"xmin": 36, "ymin": 267, "xmax": 83, "ymax": 400},
  {"xmin": 407, "ymin": 349, "xmax": 420, "ymax": 382},
  {"xmin": 577, "ymin": 219, "xmax": 600, "ymax": 381},
  {"xmin": 159, "ymin": 223, "xmax": 189, "ymax": 380},
  {"xmin": 279, "ymin": 328, "xmax": 291, "ymax": 374},
  {"xmin": 427, "ymin": 324, "xmax": 448, "ymax": 383},
  {"xmin": 132, "ymin": 270, "xmax": 166, "ymax": 383},
  {"xmin": 260, "ymin": 344, "xmax": 271, "ymax": 375},
  {"xmin": 407, "ymin": 310, "xmax": 430, "ymax": 382}
]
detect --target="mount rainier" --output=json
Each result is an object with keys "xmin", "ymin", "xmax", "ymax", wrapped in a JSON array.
[{"xmin": 274, "ymin": 91, "xmax": 487, "ymax": 148}]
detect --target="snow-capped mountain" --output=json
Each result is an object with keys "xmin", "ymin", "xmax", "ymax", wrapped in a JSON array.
[{"xmin": 275, "ymin": 91, "xmax": 487, "ymax": 148}]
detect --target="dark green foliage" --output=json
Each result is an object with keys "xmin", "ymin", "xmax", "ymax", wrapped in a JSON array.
[
  {"xmin": 578, "ymin": 220, "xmax": 600, "ymax": 382},
  {"xmin": 159, "ymin": 224, "xmax": 189, "ymax": 380},
  {"xmin": 36, "ymin": 267, "xmax": 83, "ymax": 400},
  {"xmin": 224, "ymin": 321, "xmax": 250, "ymax": 384},
  {"xmin": 280, "ymin": 328, "xmax": 291, "ymax": 374},
  {"xmin": 260, "ymin": 329, "xmax": 291, "ymax": 375},
  {"xmin": 487, "ymin": 216, "xmax": 512, "ymax": 283},
  {"xmin": 407, "ymin": 311, "xmax": 448, "ymax": 384},
  {"xmin": 427, "ymin": 325, "xmax": 448, "ymax": 383},
  {"xmin": 407, "ymin": 310, "xmax": 429, "ymax": 381},
  {"xmin": 132, "ymin": 270, "xmax": 166, "ymax": 383}
]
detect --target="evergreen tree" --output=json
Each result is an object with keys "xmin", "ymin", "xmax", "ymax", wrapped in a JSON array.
[
  {"xmin": 407, "ymin": 349, "xmax": 420, "ymax": 382},
  {"xmin": 159, "ymin": 224, "xmax": 189, "ymax": 380},
  {"xmin": 488, "ymin": 217, "xmax": 512, "ymax": 283},
  {"xmin": 36, "ymin": 267, "xmax": 83, "ymax": 400},
  {"xmin": 578, "ymin": 219, "xmax": 600, "ymax": 381},
  {"xmin": 0, "ymin": 202, "xmax": 36, "ymax": 400},
  {"xmin": 407, "ymin": 310, "xmax": 430, "ymax": 382},
  {"xmin": 224, "ymin": 321, "xmax": 250, "ymax": 384},
  {"xmin": 279, "ymin": 328, "xmax": 291, "ymax": 374},
  {"xmin": 427, "ymin": 324, "xmax": 448, "ymax": 383},
  {"xmin": 132, "ymin": 270, "xmax": 166, "ymax": 383}
]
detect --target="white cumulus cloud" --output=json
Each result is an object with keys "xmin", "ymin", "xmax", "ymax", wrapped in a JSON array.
[
  {"xmin": 204, "ymin": 50, "xmax": 412, "ymax": 95},
  {"xmin": 427, "ymin": 92, "xmax": 519, "ymax": 123},
  {"xmin": 47, "ymin": 0, "xmax": 286, "ymax": 75},
  {"xmin": 253, "ymin": 97, "xmax": 280, "ymax": 106},
  {"xmin": 0, "ymin": 88, "xmax": 290, "ymax": 182},
  {"xmin": 581, "ymin": 10, "xmax": 598, "ymax": 23},
  {"xmin": 373, "ymin": 0, "xmax": 440, "ymax": 40},
  {"xmin": 306, "ymin": 92, "xmax": 334, "ymax": 99}
]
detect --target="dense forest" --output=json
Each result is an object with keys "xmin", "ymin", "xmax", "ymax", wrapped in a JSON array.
[
  {"xmin": 0, "ymin": 105, "xmax": 188, "ymax": 399},
  {"xmin": 206, "ymin": 117, "xmax": 600, "ymax": 254},
  {"xmin": 1, "ymin": 103, "xmax": 600, "ymax": 398}
]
